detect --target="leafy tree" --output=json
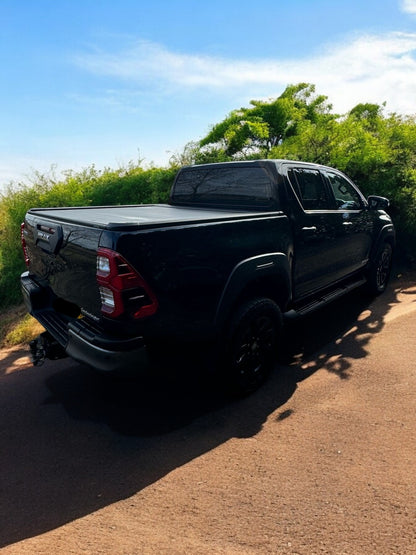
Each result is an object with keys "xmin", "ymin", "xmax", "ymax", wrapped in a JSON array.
[
  {"xmin": 199, "ymin": 83, "xmax": 334, "ymax": 157},
  {"xmin": 169, "ymin": 141, "xmax": 232, "ymax": 167}
]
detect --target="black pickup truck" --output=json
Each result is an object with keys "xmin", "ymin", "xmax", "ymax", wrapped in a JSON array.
[{"xmin": 21, "ymin": 160, "xmax": 395, "ymax": 393}]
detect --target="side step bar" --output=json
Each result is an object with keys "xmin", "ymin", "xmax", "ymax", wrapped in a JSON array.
[{"xmin": 285, "ymin": 277, "xmax": 367, "ymax": 320}]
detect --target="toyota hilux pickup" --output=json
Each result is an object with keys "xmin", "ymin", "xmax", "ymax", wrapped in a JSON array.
[{"xmin": 21, "ymin": 160, "xmax": 395, "ymax": 393}]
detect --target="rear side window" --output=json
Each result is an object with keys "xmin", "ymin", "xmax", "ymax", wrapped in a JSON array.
[
  {"xmin": 172, "ymin": 166, "xmax": 275, "ymax": 209},
  {"xmin": 288, "ymin": 168, "xmax": 331, "ymax": 210}
]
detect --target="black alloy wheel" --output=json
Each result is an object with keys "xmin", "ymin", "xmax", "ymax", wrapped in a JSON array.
[
  {"xmin": 368, "ymin": 242, "xmax": 393, "ymax": 295},
  {"xmin": 226, "ymin": 298, "xmax": 282, "ymax": 395},
  {"xmin": 376, "ymin": 242, "xmax": 393, "ymax": 292}
]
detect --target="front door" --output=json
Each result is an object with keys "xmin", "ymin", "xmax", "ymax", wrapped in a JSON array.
[
  {"xmin": 287, "ymin": 167, "xmax": 343, "ymax": 298},
  {"xmin": 322, "ymin": 169, "xmax": 373, "ymax": 277}
]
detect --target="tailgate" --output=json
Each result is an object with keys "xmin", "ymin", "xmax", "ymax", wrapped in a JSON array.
[{"xmin": 23, "ymin": 212, "xmax": 102, "ymax": 319}]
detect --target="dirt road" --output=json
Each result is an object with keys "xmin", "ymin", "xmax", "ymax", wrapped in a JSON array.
[{"xmin": 0, "ymin": 273, "xmax": 415, "ymax": 554}]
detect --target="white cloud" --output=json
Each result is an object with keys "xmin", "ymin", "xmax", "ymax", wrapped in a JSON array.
[
  {"xmin": 400, "ymin": 0, "xmax": 416, "ymax": 14},
  {"xmin": 74, "ymin": 32, "xmax": 416, "ymax": 116}
]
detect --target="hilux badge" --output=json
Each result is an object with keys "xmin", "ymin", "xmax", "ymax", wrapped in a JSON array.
[{"xmin": 37, "ymin": 231, "xmax": 50, "ymax": 242}]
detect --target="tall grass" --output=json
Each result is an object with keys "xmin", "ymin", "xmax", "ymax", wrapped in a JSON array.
[{"xmin": 0, "ymin": 163, "xmax": 176, "ymax": 309}]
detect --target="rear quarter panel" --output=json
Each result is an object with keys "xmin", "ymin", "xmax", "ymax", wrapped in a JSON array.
[{"xmin": 101, "ymin": 213, "xmax": 292, "ymax": 339}]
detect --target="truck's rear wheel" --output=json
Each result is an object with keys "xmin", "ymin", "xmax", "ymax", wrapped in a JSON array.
[{"xmin": 223, "ymin": 298, "xmax": 282, "ymax": 395}]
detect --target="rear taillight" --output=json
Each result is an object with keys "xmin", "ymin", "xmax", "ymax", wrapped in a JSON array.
[
  {"xmin": 21, "ymin": 222, "xmax": 30, "ymax": 267},
  {"xmin": 96, "ymin": 248, "xmax": 158, "ymax": 319}
]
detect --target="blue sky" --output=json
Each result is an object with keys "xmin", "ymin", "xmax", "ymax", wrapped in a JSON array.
[{"xmin": 1, "ymin": 0, "xmax": 416, "ymax": 186}]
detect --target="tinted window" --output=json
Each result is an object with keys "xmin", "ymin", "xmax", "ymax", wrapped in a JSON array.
[
  {"xmin": 172, "ymin": 166, "xmax": 274, "ymax": 208},
  {"xmin": 325, "ymin": 172, "xmax": 363, "ymax": 210},
  {"xmin": 288, "ymin": 168, "xmax": 331, "ymax": 210}
]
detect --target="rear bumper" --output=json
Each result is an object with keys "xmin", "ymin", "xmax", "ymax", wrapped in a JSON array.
[
  {"xmin": 65, "ymin": 327, "xmax": 149, "ymax": 372},
  {"xmin": 21, "ymin": 271, "xmax": 149, "ymax": 372}
]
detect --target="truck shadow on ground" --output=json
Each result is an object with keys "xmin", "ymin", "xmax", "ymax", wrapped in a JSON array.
[{"xmin": 0, "ymin": 273, "xmax": 413, "ymax": 547}]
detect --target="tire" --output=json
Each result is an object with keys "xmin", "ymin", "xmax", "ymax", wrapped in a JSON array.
[
  {"xmin": 367, "ymin": 242, "xmax": 393, "ymax": 295},
  {"xmin": 222, "ymin": 298, "xmax": 282, "ymax": 396}
]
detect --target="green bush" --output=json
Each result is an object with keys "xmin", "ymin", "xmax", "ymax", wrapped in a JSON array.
[{"xmin": 88, "ymin": 166, "xmax": 176, "ymax": 206}]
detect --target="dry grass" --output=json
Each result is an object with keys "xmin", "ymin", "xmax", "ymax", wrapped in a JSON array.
[{"xmin": 0, "ymin": 305, "xmax": 44, "ymax": 348}]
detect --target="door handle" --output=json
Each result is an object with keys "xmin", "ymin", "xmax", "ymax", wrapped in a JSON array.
[{"xmin": 301, "ymin": 226, "xmax": 317, "ymax": 238}]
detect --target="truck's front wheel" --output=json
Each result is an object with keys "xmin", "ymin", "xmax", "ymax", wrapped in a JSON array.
[
  {"xmin": 223, "ymin": 298, "xmax": 282, "ymax": 395},
  {"xmin": 367, "ymin": 241, "xmax": 393, "ymax": 295}
]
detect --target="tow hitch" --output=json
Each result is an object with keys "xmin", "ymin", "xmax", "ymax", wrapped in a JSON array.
[{"xmin": 29, "ymin": 332, "xmax": 67, "ymax": 366}]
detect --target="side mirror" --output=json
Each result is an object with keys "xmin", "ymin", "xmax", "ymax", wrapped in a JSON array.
[{"xmin": 367, "ymin": 195, "xmax": 390, "ymax": 210}]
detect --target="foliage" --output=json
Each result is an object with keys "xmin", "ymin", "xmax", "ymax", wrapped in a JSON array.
[
  {"xmin": 169, "ymin": 141, "xmax": 233, "ymax": 166},
  {"xmin": 87, "ymin": 165, "xmax": 177, "ymax": 206},
  {"xmin": 199, "ymin": 83, "xmax": 334, "ymax": 157}
]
